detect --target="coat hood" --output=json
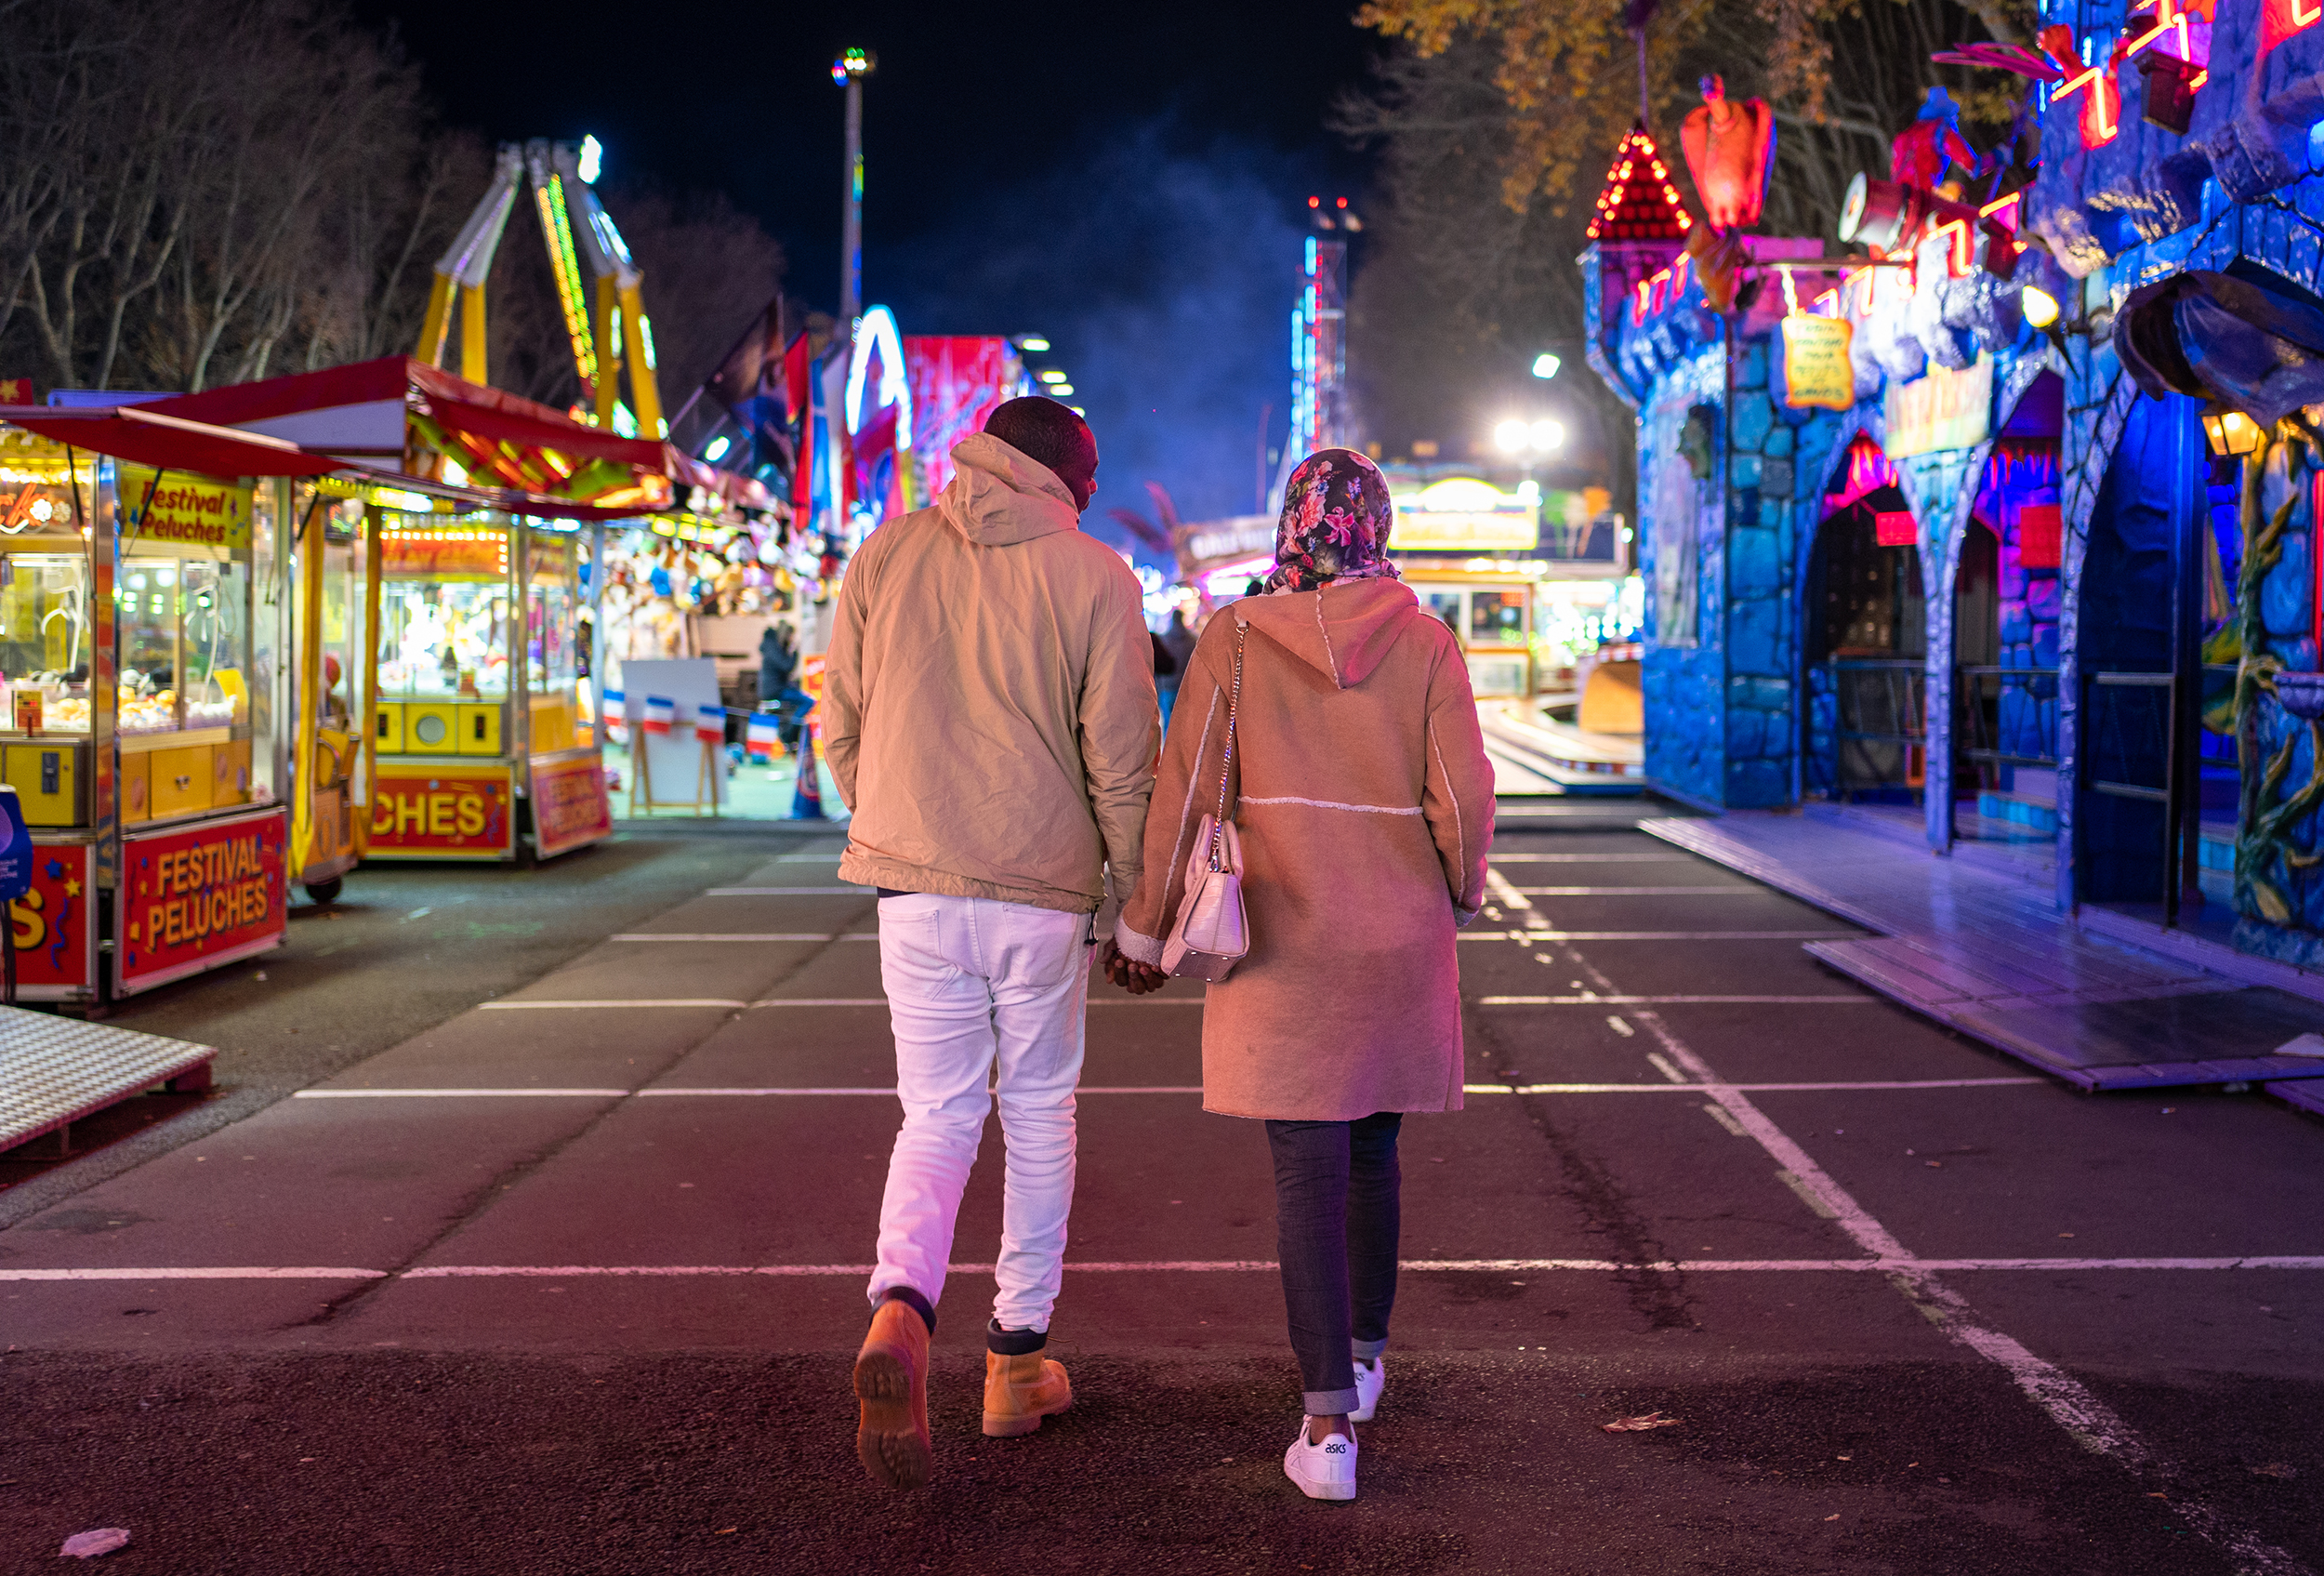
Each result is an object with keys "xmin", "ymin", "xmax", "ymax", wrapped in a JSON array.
[
  {"xmin": 1236, "ymin": 578, "xmax": 1420, "ymax": 689},
  {"xmin": 939, "ymin": 431, "xmax": 1082, "ymax": 546}
]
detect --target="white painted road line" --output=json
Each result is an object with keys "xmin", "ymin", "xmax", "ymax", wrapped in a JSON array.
[
  {"xmin": 636, "ymin": 1085, "xmax": 1208, "ymax": 1096},
  {"xmin": 1480, "ymin": 995, "xmax": 1882, "ymax": 1005},
  {"xmin": 1483, "ymin": 866, "xmax": 2304, "ymax": 1575},
  {"xmin": 706, "ymin": 886, "xmax": 874, "ymax": 895},
  {"xmin": 14, "ymin": 1256, "xmax": 2324, "ymax": 1283},
  {"xmin": 1486, "ymin": 854, "xmax": 1698, "ymax": 864},
  {"xmin": 294, "ymin": 1089, "xmax": 628, "ymax": 1099},
  {"xmin": 478, "ymin": 999, "xmax": 749, "ymax": 1010},
  {"xmin": 1508, "ymin": 886, "xmax": 1763, "ymax": 895},
  {"xmin": 0, "ymin": 1267, "xmax": 388, "ymax": 1281},
  {"xmin": 1461, "ymin": 931, "xmax": 1858, "ymax": 942},
  {"xmin": 610, "ymin": 934, "xmax": 838, "ymax": 942},
  {"xmin": 284, "ymin": 1079, "xmax": 2042, "ymax": 1101}
]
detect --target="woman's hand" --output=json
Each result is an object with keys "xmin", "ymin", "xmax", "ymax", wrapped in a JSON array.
[{"xmin": 1098, "ymin": 940, "xmax": 1169, "ymax": 995}]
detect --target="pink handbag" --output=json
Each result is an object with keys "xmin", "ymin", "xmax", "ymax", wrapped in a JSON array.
[{"xmin": 1160, "ymin": 624, "xmax": 1250, "ymax": 981}]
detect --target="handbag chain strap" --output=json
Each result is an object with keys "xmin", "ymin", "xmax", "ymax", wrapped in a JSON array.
[{"xmin": 1208, "ymin": 623, "xmax": 1247, "ymax": 872}]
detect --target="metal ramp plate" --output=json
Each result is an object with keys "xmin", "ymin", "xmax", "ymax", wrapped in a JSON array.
[
  {"xmin": 0, "ymin": 1008, "xmax": 215, "ymax": 1152},
  {"xmin": 1651, "ymin": 813, "xmax": 2324, "ymax": 1093}
]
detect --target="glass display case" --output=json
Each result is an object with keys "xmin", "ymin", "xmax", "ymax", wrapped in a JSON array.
[
  {"xmin": 367, "ymin": 513, "xmax": 608, "ymax": 860},
  {"xmin": 0, "ymin": 430, "xmax": 292, "ymax": 1003}
]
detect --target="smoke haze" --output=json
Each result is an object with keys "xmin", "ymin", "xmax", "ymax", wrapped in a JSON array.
[{"xmin": 870, "ymin": 119, "xmax": 1325, "ymax": 558}]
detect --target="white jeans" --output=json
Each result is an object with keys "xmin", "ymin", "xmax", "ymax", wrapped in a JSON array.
[{"xmin": 868, "ymin": 892, "xmax": 1089, "ymax": 1332}]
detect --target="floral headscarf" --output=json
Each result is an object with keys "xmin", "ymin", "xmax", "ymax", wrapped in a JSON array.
[{"xmin": 1263, "ymin": 448, "xmax": 1400, "ymax": 593}]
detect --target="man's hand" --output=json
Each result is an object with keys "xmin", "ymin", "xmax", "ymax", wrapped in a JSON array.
[{"xmin": 1097, "ymin": 939, "xmax": 1169, "ymax": 995}]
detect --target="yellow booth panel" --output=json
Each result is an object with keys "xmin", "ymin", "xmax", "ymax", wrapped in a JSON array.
[
  {"xmin": 121, "ymin": 750, "xmax": 151, "ymax": 824},
  {"xmin": 405, "ymin": 702, "xmax": 456, "ymax": 753},
  {"xmin": 375, "ymin": 701, "xmax": 405, "ymax": 755},
  {"xmin": 528, "ymin": 696, "xmax": 574, "ymax": 754},
  {"xmin": 1578, "ymin": 660, "xmax": 1644, "ymax": 734},
  {"xmin": 6, "ymin": 743, "xmax": 80, "ymax": 826},
  {"xmin": 150, "ymin": 744, "xmax": 213, "ymax": 818},
  {"xmin": 456, "ymin": 702, "xmax": 502, "ymax": 756},
  {"xmin": 214, "ymin": 737, "xmax": 252, "ymax": 806}
]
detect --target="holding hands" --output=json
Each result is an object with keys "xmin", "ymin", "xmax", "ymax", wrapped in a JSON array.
[{"xmin": 1097, "ymin": 939, "xmax": 1168, "ymax": 995}]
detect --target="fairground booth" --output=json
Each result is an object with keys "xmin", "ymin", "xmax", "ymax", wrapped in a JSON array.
[
  {"xmin": 0, "ymin": 406, "xmax": 344, "ymax": 1001},
  {"xmin": 1590, "ymin": 2, "xmax": 2324, "ymax": 978},
  {"xmin": 139, "ymin": 356, "xmax": 771, "ymax": 867}
]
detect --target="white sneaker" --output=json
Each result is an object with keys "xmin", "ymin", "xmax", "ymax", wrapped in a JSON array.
[
  {"xmin": 1284, "ymin": 1418, "xmax": 1358, "ymax": 1502},
  {"xmin": 1350, "ymin": 1357, "xmax": 1385, "ymax": 1424}
]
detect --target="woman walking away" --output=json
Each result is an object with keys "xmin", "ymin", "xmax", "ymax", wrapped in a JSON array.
[{"xmin": 1110, "ymin": 449, "xmax": 1494, "ymax": 1502}]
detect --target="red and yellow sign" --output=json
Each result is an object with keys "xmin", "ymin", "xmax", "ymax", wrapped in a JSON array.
[
  {"xmin": 118, "ymin": 465, "xmax": 253, "ymax": 554},
  {"xmin": 531, "ymin": 753, "xmax": 611, "ymax": 858},
  {"xmin": 119, "ymin": 810, "xmax": 287, "ymax": 993},
  {"xmin": 370, "ymin": 762, "xmax": 514, "ymax": 858},
  {"xmin": 8, "ymin": 840, "xmax": 94, "ymax": 996},
  {"xmin": 381, "ymin": 526, "xmax": 509, "ymax": 581}
]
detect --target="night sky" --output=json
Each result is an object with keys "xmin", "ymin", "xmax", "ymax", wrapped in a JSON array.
[{"xmin": 357, "ymin": 1, "xmax": 1386, "ymax": 532}]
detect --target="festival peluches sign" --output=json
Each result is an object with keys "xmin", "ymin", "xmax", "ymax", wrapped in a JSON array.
[
  {"xmin": 116, "ymin": 466, "xmax": 253, "ymax": 554},
  {"xmin": 118, "ymin": 812, "xmax": 286, "ymax": 990},
  {"xmin": 1781, "ymin": 316, "xmax": 1855, "ymax": 411}
]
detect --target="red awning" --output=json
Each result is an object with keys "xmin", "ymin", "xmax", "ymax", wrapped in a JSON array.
[{"xmin": 0, "ymin": 404, "xmax": 344, "ymax": 478}]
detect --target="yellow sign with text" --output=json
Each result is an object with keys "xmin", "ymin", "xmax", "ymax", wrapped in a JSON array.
[
  {"xmin": 1781, "ymin": 316, "xmax": 1855, "ymax": 411},
  {"xmin": 117, "ymin": 466, "xmax": 252, "ymax": 555}
]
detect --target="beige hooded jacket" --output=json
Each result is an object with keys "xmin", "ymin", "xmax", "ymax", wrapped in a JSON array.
[
  {"xmin": 824, "ymin": 432, "xmax": 1157, "ymax": 914},
  {"xmin": 1117, "ymin": 578, "xmax": 1495, "ymax": 1120}
]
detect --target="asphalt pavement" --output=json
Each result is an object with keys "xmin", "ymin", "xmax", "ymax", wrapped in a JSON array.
[{"xmin": 2, "ymin": 806, "xmax": 2320, "ymax": 1575}]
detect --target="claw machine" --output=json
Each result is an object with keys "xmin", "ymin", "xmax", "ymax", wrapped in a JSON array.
[
  {"xmin": 366, "ymin": 508, "xmax": 610, "ymax": 862},
  {"xmin": 0, "ymin": 417, "xmax": 299, "ymax": 1002}
]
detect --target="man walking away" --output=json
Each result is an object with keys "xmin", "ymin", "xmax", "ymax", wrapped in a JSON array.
[
  {"xmin": 823, "ymin": 396, "xmax": 1158, "ymax": 1490},
  {"xmin": 1157, "ymin": 606, "xmax": 1195, "ymax": 730}
]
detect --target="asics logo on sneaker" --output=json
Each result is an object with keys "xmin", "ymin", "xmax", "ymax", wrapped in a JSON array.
[{"xmin": 1325, "ymin": 1441, "xmax": 1348, "ymax": 1453}]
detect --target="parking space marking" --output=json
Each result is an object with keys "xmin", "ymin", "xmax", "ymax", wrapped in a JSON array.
[
  {"xmin": 1482, "ymin": 865, "xmax": 2305, "ymax": 1576},
  {"xmin": 13, "ymin": 1256, "xmax": 2322, "ymax": 1283},
  {"xmin": 479, "ymin": 999, "xmax": 750, "ymax": 1010},
  {"xmin": 284, "ymin": 1078, "xmax": 2045, "ymax": 1101},
  {"xmin": 610, "ymin": 934, "xmax": 839, "ymax": 942},
  {"xmin": 1461, "ymin": 931, "xmax": 1858, "ymax": 941},
  {"xmin": 705, "ymin": 887, "xmax": 876, "ymax": 896}
]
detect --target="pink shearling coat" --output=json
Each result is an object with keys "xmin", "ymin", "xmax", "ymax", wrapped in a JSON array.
[{"xmin": 1116, "ymin": 578, "xmax": 1496, "ymax": 1120}]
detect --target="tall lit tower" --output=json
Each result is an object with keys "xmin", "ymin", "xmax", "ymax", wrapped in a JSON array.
[
  {"xmin": 1288, "ymin": 196, "xmax": 1355, "ymax": 475},
  {"xmin": 833, "ymin": 47, "xmax": 875, "ymax": 328}
]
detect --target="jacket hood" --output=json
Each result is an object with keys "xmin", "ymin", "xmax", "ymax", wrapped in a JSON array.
[
  {"xmin": 1236, "ymin": 577, "xmax": 1420, "ymax": 689},
  {"xmin": 939, "ymin": 431, "xmax": 1082, "ymax": 546}
]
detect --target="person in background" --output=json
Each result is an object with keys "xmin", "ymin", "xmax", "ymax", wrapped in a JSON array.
[
  {"xmin": 1108, "ymin": 447, "xmax": 1494, "ymax": 1503},
  {"xmin": 824, "ymin": 395, "xmax": 1158, "ymax": 1491},
  {"xmin": 759, "ymin": 623, "xmax": 812, "ymax": 748},
  {"xmin": 1152, "ymin": 628, "xmax": 1181, "ymax": 729},
  {"xmin": 1157, "ymin": 607, "xmax": 1196, "ymax": 730}
]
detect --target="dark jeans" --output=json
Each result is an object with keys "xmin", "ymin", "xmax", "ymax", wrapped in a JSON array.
[{"xmin": 1265, "ymin": 1111, "xmax": 1403, "ymax": 1415}]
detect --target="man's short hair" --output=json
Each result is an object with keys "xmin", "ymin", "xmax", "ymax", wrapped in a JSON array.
[{"xmin": 984, "ymin": 396, "xmax": 1096, "ymax": 483}]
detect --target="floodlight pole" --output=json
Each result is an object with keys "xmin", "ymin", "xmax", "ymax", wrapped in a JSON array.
[{"xmin": 834, "ymin": 48, "xmax": 876, "ymax": 330}]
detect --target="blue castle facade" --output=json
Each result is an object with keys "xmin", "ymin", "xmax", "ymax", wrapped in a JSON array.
[{"xmin": 1587, "ymin": 0, "xmax": 2324, "ymax": 972}]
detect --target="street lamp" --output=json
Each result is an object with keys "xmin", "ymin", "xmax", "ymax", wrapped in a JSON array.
[
  {"xmin": 1532, "ymin": 352, "xmax": 1561, "ymax": 379},
  {"xmin": 832, "ymin": 47, "xmax": 876, "ymax": 329}
]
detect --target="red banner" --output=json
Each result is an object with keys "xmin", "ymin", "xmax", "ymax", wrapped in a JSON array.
[
  {"xmin": 905, "ymin": 336, "xmax": 1014, "ymax": 496},
  {"xmin": 9, "ymin": 840, "xmax": 93, "ymax": 995},
  {"xmin": 2017, "ymin": 504, "xmax": 2063, "ymax": 569},
  {"xmin": 370, "ymin": 763, "xmax": 514, "ymax": 857},
  {"xmin": 119, "ymin": 810, "xmax": 287, "ymax": 992},
  {"xmin": 532, "ymin": 754, "xmax": 612, "ymax": 858}
]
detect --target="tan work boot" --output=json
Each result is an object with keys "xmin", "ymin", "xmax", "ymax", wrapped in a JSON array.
[
  {"xmin": 854, "ymin": 1298, "xmax": 932, "ymax": 1488},
  {"xmin": 983, "ymin": 1348, "xmax": 1073, "ymax": 1437}
]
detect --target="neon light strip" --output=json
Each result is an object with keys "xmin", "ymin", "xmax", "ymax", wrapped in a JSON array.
[{"xmin": 535, "ymin": 177, "xmax": 597, "ymax": 391}]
